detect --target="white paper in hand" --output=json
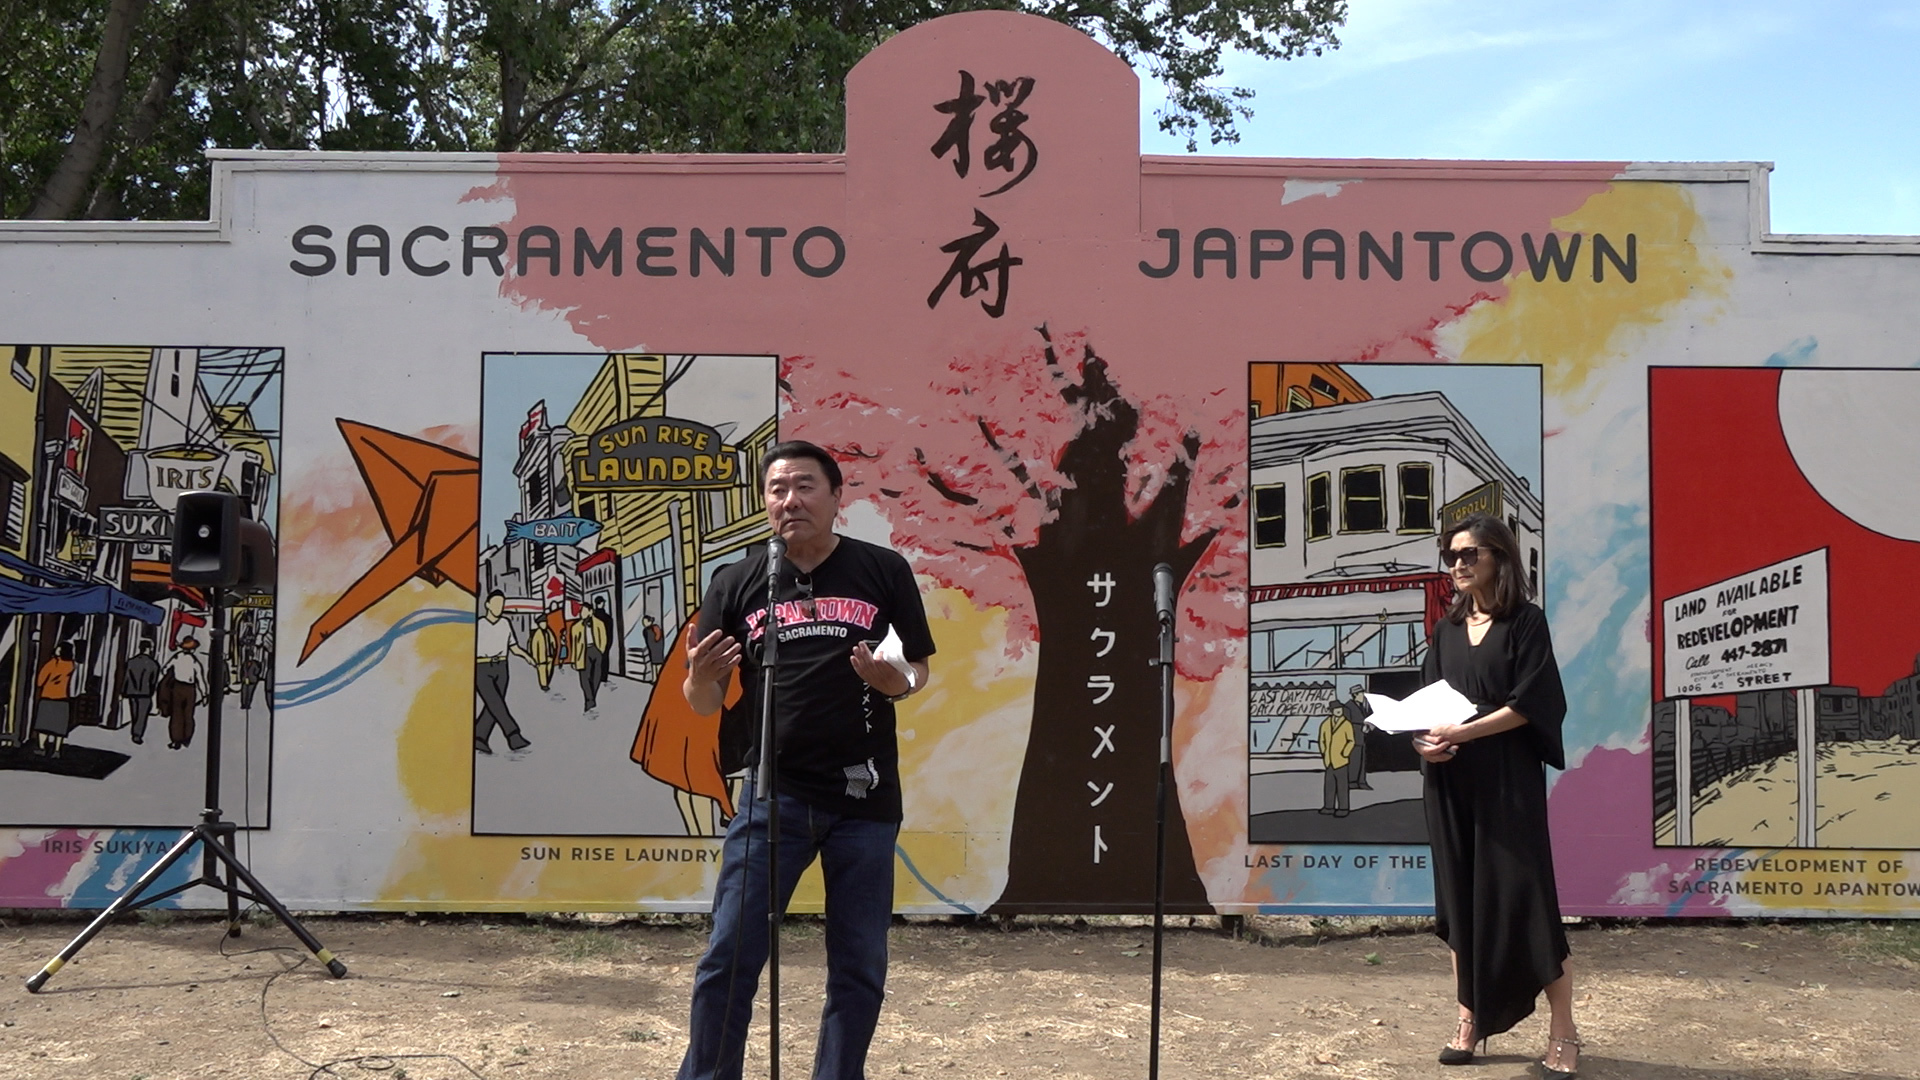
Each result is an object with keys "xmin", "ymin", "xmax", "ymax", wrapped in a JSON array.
[
  {"xmin": 1358, "ymin": 681, "xmax": 1478, "ymax": 734},
  {"xmin": 870, "ymin": 626, "xmax": 916, "ymax": 683}
]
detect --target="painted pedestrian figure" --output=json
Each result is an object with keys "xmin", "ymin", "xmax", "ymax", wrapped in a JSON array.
[
  {"xmin": 157, "ymin": 637, "xmax": 207, "ymax": 750},
  {"xmin": 120, "ymin": 640, "xmax": 161, "ymax": 745},
  {"xmin": 643, "ymin": 614, "xmax": 667, "ymax": 682},
  {"xmin": 475, "ymin": 590, "xmax": 534, "ymax": 755},
  {"xmin": 240, "ymin": 646, "xmax": 264, "ymax": 711},
  {"xmin": 1319, "ymin": 705, "xmax": 1354, "ymax": 817},
  {"xmin": 32, "ymin": 643, "xmax": 78, "ymax": 757},
  {"xmin": 572, "ymin": 602, "xmax": 610, "ymax": 712},
  {"xmin": 1345, "ymin": 685, "xmax": 1373, "ymax": 791},
  {"xmin": 530, "ymin": 608, "xmax": 558, "ymax": 692}
]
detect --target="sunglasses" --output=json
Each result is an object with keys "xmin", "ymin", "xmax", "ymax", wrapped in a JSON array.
[
  {"xmin": 794, "ymin": 572, "xmax": 816, "ymax": 620},
  {"xmin": 1440, "ymin": 545, "xmax": 1488, "ymax": 568}
]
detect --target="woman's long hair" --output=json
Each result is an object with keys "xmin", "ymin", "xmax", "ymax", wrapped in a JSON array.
[{"xmin": 1440, "ymin": 512, "xmax": 1532, "ymax": 623}]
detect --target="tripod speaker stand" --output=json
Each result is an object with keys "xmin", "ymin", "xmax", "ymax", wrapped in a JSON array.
[{"xmin": 26, "ymin": 492, "xmax": 346, "ymax": 992}]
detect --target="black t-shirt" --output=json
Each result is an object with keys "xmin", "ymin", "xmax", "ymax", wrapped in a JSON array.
[{"xmin": 698, "ymin": 535, "xmax": 936, "ymax": 821}]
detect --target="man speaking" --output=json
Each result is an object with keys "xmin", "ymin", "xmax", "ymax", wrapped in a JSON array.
[{"xmin": 677, "ymin": 440, "xmax": 935, "ymax": 1080}]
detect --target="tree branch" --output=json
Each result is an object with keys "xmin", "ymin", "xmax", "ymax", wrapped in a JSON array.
[
  {"xmin": 86, "ymin": 0, "xmax": 212, "ymax": 218},
  {"xmin": 27, "ymin": 0, "xmax": 150, "ymax": 219},
  {"xmin": 517, "ymin": 2, "xmax": 652, "ymax": 143},
  {"xmin": 976, "ymin": 417, "xmax": 1046, "ymax": 504},
  {"xmin": 913, "ymin": 447, "xmax": 981, "ymax": 506}
]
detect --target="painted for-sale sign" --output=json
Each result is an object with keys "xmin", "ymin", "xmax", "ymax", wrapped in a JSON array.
[{"xmin": 1663, "ymin": 548, "xmax": 1830, "ymax": 698}]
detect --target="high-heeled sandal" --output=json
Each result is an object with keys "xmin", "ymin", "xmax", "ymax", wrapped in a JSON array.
[
  {"xmin": 1438, "ymin": 1015, "xmax": 1483, "ymax": 1065},
  {"xmin": 1538, "ymin": 1032, "xmax": 1583, "ymax": 1080}
]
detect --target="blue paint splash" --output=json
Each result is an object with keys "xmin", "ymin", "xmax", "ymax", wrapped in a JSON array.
[
  {"xmin": 63, "ymin": 829, "xmax": 199, "ymax": 908},
  {"xmin": 1763, "ymin": 337, "xmax": 1819, "ymax": 367},
  {"xmin": 274, "ymin": 608, "xmax": 475, "ymax": 709},
  {"xmin": 1664, "ymin": 846, "xmax": 1776, "ymax": 916},
  {"xmin": 896, "ymin": 844, "xmax": 975, "ymax": 914},
  {"xmin": 1553, "ymin": 498, "xmax": 1651, "ymax": 764}
]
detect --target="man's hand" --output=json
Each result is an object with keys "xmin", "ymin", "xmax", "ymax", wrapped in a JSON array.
[
  {"xmin": 683, "ymin": 629, "xmax": 742, "ymax": 715},
  {"xmin": 850, "ymin": 642, "xmax": 920, "ymax": 699}
]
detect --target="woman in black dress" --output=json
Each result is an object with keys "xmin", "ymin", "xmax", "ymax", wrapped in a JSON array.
[{"xmin": 1414, "ymin": 513, "xmax": 1582, "ymax": 1078}]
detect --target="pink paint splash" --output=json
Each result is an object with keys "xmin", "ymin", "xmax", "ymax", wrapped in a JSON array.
[
  {"xmin": 1550, "ymin": 747, "xmax": 1726, "ymax": 916},
  {"xmin": 0, "ymin": 830, "xmax": 91, "ymax": 907}
]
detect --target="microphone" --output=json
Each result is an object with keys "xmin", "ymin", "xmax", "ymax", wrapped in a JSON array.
[
  {"xmin": 1153, "ymin": 562, "xmax": 1174, "ymax": 625},
  {"xmin": 766, "ymin": 535, "xmax": 786, "ymax": 596}
]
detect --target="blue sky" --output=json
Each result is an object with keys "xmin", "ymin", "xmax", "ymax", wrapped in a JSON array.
[
  {"xmin": 1344, "ymin": 364, "xmax": 1543, "ymax": 493},
  {"xmin": 1140, "ymin": 0, "xmax": 1920, "ymax": 236}
]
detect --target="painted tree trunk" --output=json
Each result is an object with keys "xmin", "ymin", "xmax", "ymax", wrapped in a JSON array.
[{"xmin": 992, "ymin": 346, "xmax": 1215, "ymax": 913}]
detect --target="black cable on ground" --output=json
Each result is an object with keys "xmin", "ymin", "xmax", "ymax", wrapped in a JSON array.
[{"xmin": 214, "ymin": 914, "xmax": 489, "ymax": 1079}]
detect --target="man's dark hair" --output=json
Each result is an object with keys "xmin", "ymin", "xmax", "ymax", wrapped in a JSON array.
[
  {"xmin": 1439, "ymin": 512, "xmax": 1533, "ymax": 622},
  {"xmin": 759, "ymin": 440, "xmax": 842, "ymax": 492},
  {"xmin": 486, "ymin": 588, "xmax": 505, "ymax": 602}
]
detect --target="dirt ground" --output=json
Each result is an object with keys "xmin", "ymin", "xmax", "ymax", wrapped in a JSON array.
[{"xmin": 0, "ymin": 911, "xmax": 1914, "ymax": 1080}]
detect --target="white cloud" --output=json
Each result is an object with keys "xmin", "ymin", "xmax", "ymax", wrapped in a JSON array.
[
  {"xmin": 1449, "ymin": 76, "xmax": 1580, "ymax": 157},
  {"xmin": 1280, "ymin": 178, "xmax": 1357, "ymax": 203}
]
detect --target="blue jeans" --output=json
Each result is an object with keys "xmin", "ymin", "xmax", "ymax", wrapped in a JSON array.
[{"xmin": 677, "ymin": 780, "xmax": 899, "ymax": 1080}]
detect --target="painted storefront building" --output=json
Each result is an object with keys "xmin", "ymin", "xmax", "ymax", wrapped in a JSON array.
[{"xmin": 2, "ymin": 12, "xmax": 1918, "ymax": 916}]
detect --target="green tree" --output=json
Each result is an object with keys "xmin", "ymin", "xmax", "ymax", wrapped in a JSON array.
[{"xmin": 2, "ymin": 0, "xmax": 1345, "ymax": 220}]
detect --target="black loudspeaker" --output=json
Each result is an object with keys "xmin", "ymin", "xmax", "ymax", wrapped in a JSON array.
[{"xmin": 170, "ymin": 490, "xmax": 276, "ymax": 591}]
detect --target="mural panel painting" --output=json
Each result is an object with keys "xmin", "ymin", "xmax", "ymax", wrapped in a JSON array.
[
  {"xmin": 1246, "ymin": 363, "xmax": 1544, "ymax": 846},
  {"xmin": 1651, "ymin": 367, "xmax": 1920, "ymax": 853},
  {"xmin": 472, "ymin": 353, "xmax": 777, "ymax": 837},
  {"xmin": 0, "ymin": 345, "xmax": 280, "ymax": 829}
]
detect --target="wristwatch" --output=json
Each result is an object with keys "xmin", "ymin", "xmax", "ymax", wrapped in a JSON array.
[{"xmin": 886, "ymin": 665, "xmax": 920, "ymax": 703}]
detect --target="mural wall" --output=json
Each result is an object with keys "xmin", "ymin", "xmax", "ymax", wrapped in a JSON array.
[{"xmin": 2, "ymin": 11, "xmax": 1918, "ymax": 915}]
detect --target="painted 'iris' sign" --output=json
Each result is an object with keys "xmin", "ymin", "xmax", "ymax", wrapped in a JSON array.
[{"xmin": 572, "ymin": 416, "xmax": 738, "ymax": 491}]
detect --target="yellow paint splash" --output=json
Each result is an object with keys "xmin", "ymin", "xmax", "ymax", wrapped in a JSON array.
[
  {"xmin": 378, "ymin": 830, "xmax": 722, "ymax": 909},
  {"xmin": 1174, "ymin": 677, "xmax": 1243, "ymax": 875},
  {"xmin": 377, "ymin": 584, "xmax": 1033, "ymax": 910},
  {"xmin": 1450, "ymin": 183, "xmax": 1731, "ymax": 399},
  {"xmin": 395, "ymin": 619, "xmax": 479, "ymax": 817},
  {"xmin": 892, "ymin": 586, "xmax": 1034, "ymax": 910}
]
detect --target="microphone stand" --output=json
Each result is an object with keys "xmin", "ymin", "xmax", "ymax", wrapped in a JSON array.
[
  {"xmin": 1149, "ymin": 563, "xmax": 1175, "ymax": 1080},
  {"xmin": 757, "ymin": 538, "xmax": 785, "ymax": 1080}
]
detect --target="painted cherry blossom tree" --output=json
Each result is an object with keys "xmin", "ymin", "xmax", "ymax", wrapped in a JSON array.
[{"xmin": 789, "ymin": 326, "xmax": 1244, "ymax": 911}]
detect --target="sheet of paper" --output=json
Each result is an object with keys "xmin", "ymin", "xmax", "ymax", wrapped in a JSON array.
[
  {"xmin": 871, "ymin": 626, "xmax": 916, "ymax": 681},
  {"xmin": 1358, "ymin": 680, "xmax": 1479, "ymax": 733}
]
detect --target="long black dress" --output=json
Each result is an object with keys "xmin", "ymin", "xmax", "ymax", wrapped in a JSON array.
[{"xmin": 1420, "ymin": 602, "xmax": 1570, "ymax": 1038}]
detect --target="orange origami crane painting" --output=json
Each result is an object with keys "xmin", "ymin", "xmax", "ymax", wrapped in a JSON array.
[{"xmin": 299, "ymin": 420, "xmax": 479, "ymax": 663}]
